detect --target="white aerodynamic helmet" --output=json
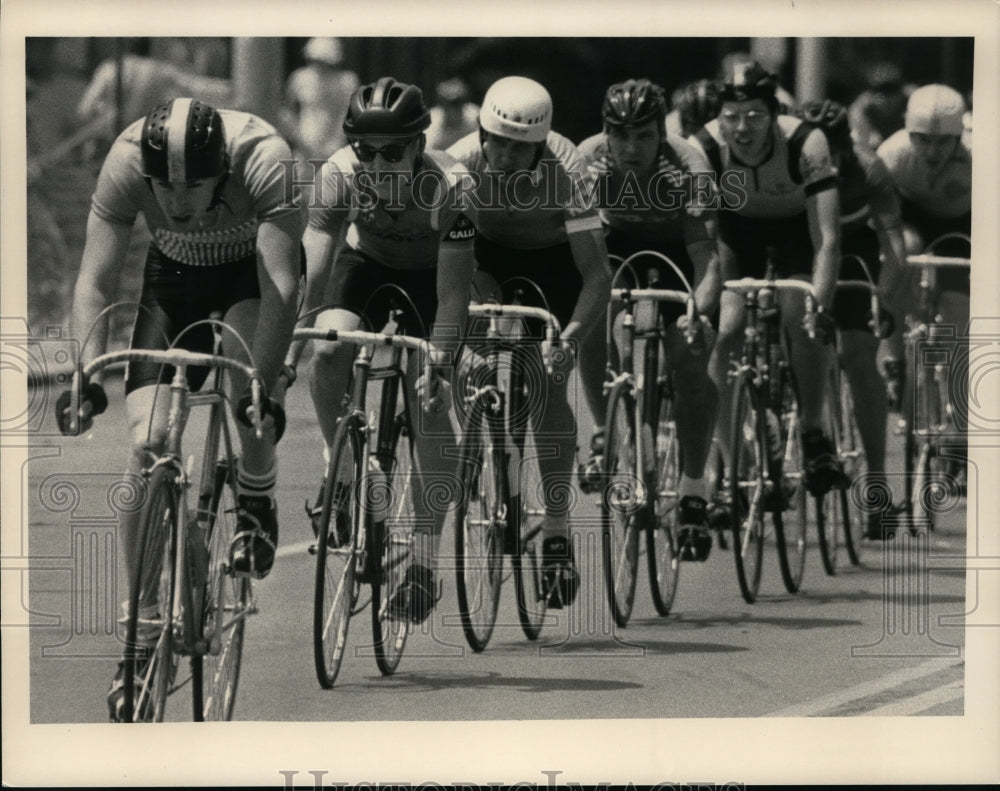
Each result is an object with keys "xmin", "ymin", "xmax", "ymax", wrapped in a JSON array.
[
  {"xmin": 905, "ymin": 84, "xmax": 966, "ymax": 136},
  {"xmin": 304, "ymin": 37, "xmax": 344, "ymax": 67},
  {"xmin": 479, "ymin": 76, "xmax": 552, "ymax": 143}
]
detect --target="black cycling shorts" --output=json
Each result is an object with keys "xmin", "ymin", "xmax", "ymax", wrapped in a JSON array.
[
  {"xmin": 719, "ymin": 211, "xmax": 814, "ymax": 279},
  {"xmin": 126, "ymin": 247, "xmax": 261, "ymax": 394},
  {"xmin": 604, "ymin": 228, "xmax": 695, "ymax": 326},
  {"xmin": 473, "ymin": 235, "xmax": 582, "ymax": 334},
  {"xmin": 833, "ymin": 225, "xmax": 882, "ymax": 332},
  {"xmin": 900, "ymin": 200, "xmax": 971, "ymax": 294},
  {"xmin": 327, "ymin": 248, "xmax": 438, "ymax": 339}
]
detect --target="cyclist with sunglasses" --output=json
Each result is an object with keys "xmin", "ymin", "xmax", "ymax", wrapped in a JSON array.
[
  {"xmin": 798, "ymin": 99, "xmax": 907, "ymax": 539},
  {"xmin": 287, "ymin": 77, "xmax": 476, "ymax": 624},
  {"xmin": 577, "ymin": 78, "xmax": 722, "ymax": 561},
  {"xmin": 688, "ymin": 61, "xmax": 847, "ymax": 509},
  {"xmin": 55, "ymin": 97, "xmax": 305, "ymax": 720},
  {"xmin": 447, "ymin": 75, "xmax": 612, "ymax": 608}
]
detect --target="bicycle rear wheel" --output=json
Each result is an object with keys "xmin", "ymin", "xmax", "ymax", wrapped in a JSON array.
[
  {"xmin": 313, "ymin": 417, "xmax": 363, "ymax": 689},
  {"xmin": 124, "ymin": 464, "xmax": 180, "ymax": 722},
  {"xmin": 773, "ymin": 370, "xmax": 807, "ymax": 594},
  {"xmin": 647, "ymin": 381, "xmax": 680, "ymax": 616},
  {"xmin": 371, "ymin": 414, "xmax": 414, "ymax": 675},
  {"xmin": 455, "ymin": 404, "xmax": 505, "ymax": 652},
  {"xmin": 838, "ymin": 372, "xmax": 867, "ymax": 565},
  {"xmin": 192, "ymin": 455, "xmax": 250, "ymax": 721},
  {"xmin": 601, "ymin": 380, "xmax": 642, "ymax": 627},
  {"xmin": 730, "ymin": 374, "xmax": 765, "ymax": 603}
]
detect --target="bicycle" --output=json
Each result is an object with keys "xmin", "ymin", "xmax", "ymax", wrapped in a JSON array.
[
  {"xmin": 69, "ymin": 316, "xmax": 266, "ymax": 722},
  {"xmin": 294, "ymin": 302, "xmax": 435, "ymax": 688},
  {"xmin": 599, "ymin": 251, "xmax": 702, "ymax": 627},
  {"xmin": 901, "ymin": 233, "xmax": 971, "ymax": 533},
  {"xmin": 723, "ymin": 268, "xmax": 821, "ymax": 603},
  {"xmin": 814, "ymin": 258, "xmax": 885, "ymax": 573},
  {"xmin": 452, "ymin": 279, "xmax": 562, "ymax": 652}
]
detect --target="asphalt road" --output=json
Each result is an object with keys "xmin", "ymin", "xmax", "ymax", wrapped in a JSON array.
[{"xmin": 22, "ymin": 366, "xmax": 971, "ymax": 729}]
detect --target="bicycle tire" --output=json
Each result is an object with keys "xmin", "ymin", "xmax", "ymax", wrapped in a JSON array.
[
  {"xmin": 123, "ymin": 464, "xmax": 180, "ymax": 722},
  {"xmin": 313, "ymin": 416, "xmax": 364, "ymax": 689},
  {"xmin": 730, "ymin": 373, "xmax": 766, "ymax": 603},
  {"xmin": 905, "ymin": 351, "xmax": 941, "ymax": 533},
  {"xmin": 509, "ymin": 347, "xmax": 548, "ymax": 640},
  {"xmin": 647, "ymin": 380, "xmax": 680, "ymax": 616},
  {"xmin": 773, "ymin": 370, "xmax": 807, "ymax": 594},
  {"xmin": 192, "ymin": 454, "xmax": 249, "ymax": 721},
  {"xmin": 838, "ymin": 372, "xmax": 867, "ymax": 565},
  {"xmin": 601, "ymin": 380, "xmax": 642, "ymax": 627},
  {"xmin": 371, "ymin": 414, "xmax": 414, "ymax": 675},
  {"xmin": 454, "ymin": 404, "xmax": 505, "ymax": 652}
]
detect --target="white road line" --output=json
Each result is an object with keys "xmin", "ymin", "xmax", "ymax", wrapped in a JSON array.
[
  {"xmin": 860, "ymin": 679, "xmax": 964, "ymax": 716},
  {"xmin": 766, "ymin": 657, "xmax": 964, "ymax": 717}
]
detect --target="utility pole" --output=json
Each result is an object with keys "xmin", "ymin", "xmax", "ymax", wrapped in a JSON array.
[{"xmin": 231, "ymin": 38, "xmax": 284, "ymax": 125}]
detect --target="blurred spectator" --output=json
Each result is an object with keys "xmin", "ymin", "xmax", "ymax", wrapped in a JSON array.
[
  {"xmin": 720, "ymin": 51, "xmax": 797, "ymax": 112},
  {"xmin": 425, "ymin": 78, "xmax": 480, "ymax": 150},
  {"xmin": 848, "ymin": 61, "xmax": 910, "ymax": 152},
  {"xmin": 77, "ymin": 53, "xmax": 233, "ymax": 144},
  {"xmin": 280, "ymin": 37, "xmax": 359, "ymax": 168},
  {"xmin": 666, "ymin": 78, "xmax": 724, "ymax": 137}
]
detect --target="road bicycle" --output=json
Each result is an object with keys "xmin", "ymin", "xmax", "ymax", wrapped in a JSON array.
[
  {"xmin": 723, "ymin": 267, "xmax": 821, "ymax": 603},
  {"xmin": 599, "ymin": 251, "xmax": 702, "ymax": 627},
  {"xmin": 69, "ymin": 315, "xmax": 266, "ymax": 722},
  {"xmin": 452, "ymin": 279, "xmax": 562, "ymax": 651},
  {"xmin": 901, "ymin": 233, "xmax": 971, "ymax": 533},
  {"xmin": 814, "ymin": 257, "xmax": 884, "ymax": 573},
  {"xmin": 294, "ymin": 296, "xmax": 435, "ymax": 688}
]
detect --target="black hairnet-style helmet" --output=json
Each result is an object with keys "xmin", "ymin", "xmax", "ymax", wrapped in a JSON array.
[
  {"xmin": 602, "ymin": 78, "xmax": 667, "ymax": 133},
  {"xmin": 343, "ymin": 77, "xmax": 431, "ymax": 138},
  {"xmin": 798, "ymin": 99, "xmax": 852, "ymax": 151},
  {"xmin": 719, "ymin": 60, "xmax": 779, "ymax": 114},
  {"xmin": 676, "ymin": 79, "xmax": 724, "ymax": 137},
  {"xmin": 141, "ymin": 98, "xmax": 227, "ymax": 182}
]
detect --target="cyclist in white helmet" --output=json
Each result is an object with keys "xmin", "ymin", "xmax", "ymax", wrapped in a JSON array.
[
  {"xmin": 877, "ymin": 83, "xmax": 972, "ymax": 472},
  {"xmin": 448, "ymin": 76, "xmax": 612, "ymax": 608}
]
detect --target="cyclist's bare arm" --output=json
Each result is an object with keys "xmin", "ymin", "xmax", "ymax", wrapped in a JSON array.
[
  {"xmin": 565, "ymin": 226, "xmax": 612, "ymax": 343},
  {"xmin": 71, "ymin": 211, "xmax": 132, "ymax": 383},
  {"xmin": 285, "ymin": 221, "xmax": 346, "ymax": 368},
  {"xmin": 866, "ymin": 161, "xmax": 907, "ymax": 306},
  {"xmin": 254, "ymin": 212, "xmax": 305, "ymax": 391},
  {"xmin": 801, "ymin": 129, "xmax": 841, "ymax": 309},
  {"xmin": 683, "ymin": 213, "xmax": 722, "ymax": 317},
  {"xmin": 431, "ymin": 243, "xmax": 475, "ymax": 366}
]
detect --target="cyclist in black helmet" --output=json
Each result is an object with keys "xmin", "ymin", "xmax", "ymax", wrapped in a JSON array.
[
  {"xmin": 578, "ymin": 78, "xmax": 722, "ymax": 561},
  {"xmin": 56, "ymin": 97, "xmax": 305, "ymax": 720},
  {"xmin": 798, "ymin": 99, "xmax": 907, "ymax": 539},
  {"xmin": 286, "ymin": 77, "xmax": 477, "ymax": 624}
]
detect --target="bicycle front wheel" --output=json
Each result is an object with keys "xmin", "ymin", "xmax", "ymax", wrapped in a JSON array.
[
  {"xmin": 192, "ymin": 456, "xmax": 249, "ymax": 721},
  {"xmin": 454, "ymin": 405, "xmax": 505, "ymax": 652},
  {"xmin": 837, "ymin": 371, "xmax": 867, "ymax": 565},
  {"xmin": 773, "ymin": 371, "xmax": 807, "ymax": 594},
  {"xmin": 647, "ymin": 380, "xmax": 680, "ymax": 616},
  {"xmin": 601, "ymin": 380, "xmax": 642, "ymax": 627},
  {"xmin": 124, "ymin": 464, "xmax": 180, "ymax": 722},
  {"xmin": 730, "ymin": 374, "xmax": 765, "ymax": 603},
  {"xmin": 313, "ymin": 417, "xmax": 364, "ymax": 689},
  {"xmin": 371, "ymin": 415, "xmax": 414, "ymax": 675}
]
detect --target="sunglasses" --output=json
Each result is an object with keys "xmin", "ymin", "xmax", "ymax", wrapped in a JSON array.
[{"xmin": 350, "ymin": 140, "xmax": 412, "ymax": 163}]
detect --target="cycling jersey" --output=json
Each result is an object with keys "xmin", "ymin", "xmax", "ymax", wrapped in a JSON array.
[
  {"xmin": 309, "ymin": 147, "xmax": 474, "ymax": 269},
  {"xmin": 92, "ymin": 109, "xmax": 304, "ymax": 266},
  {"xmin": 876, "ymin": 129, "xmax": 972, "ymax": 220},
  {"xmin": 447, "ymin": 130, "xmax": 603, "ymax": 250},
  {"xmin": 689, "ymin": 115, "xmax": 837, "ymax": 219},
  {"xmin": 577, "ymin": 132, "xmax": 716, "ymax": 250}
]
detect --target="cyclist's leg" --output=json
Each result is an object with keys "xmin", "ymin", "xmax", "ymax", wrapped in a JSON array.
[{"xmin": 708, "ymin": 288, "xmax": 746, "ymax": 474}]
